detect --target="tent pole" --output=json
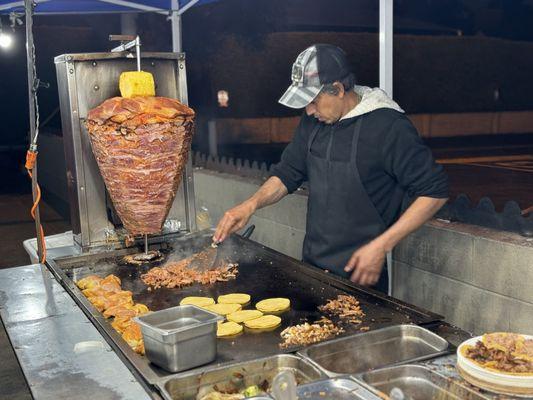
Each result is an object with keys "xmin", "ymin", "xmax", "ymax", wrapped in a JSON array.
[
  {"xmin": 25, "ymin": 0, "xmax": 44, "ymax": 263},
  {"xmin": 171, "ymin": 0, "xmax": 181, "ymax": 52},
  {"xmin": 379, "ymin": 0, "xmax": 393, "ymax": 98}
]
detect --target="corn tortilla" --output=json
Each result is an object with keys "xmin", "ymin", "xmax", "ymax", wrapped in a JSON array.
[
  {"xmin": 218, "ymin": 293, "xmax": 251, "ymax": 305},
  {"xmin": 227, "ymin": 310, "xmax": 263, "ymax": 323},
  {"xmin": 244, "ymin": 315, "xmax": 281, "ymax": 329},
  {"xmin": 179, "ymin": 296, "xmax": 215, "ymax": 307},
  {"xmin": 482, "ymin": 332, "xmax": 524, "ymax": 352},
  {"xmin": 217, "ymin": 321, "xmax": 243, "ymax": 337},
  {"xmin": 205, "ymin": 303, "xmax": 242, "ymax": 315},
  {"xmin": 256, "ymin": 298, "xmax": 290, "ymax": 313}
]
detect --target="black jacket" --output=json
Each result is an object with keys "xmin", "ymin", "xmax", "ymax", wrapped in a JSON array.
[{"xmin": 270, "ymin": 108, "xmax": 448, "ymax": 227}]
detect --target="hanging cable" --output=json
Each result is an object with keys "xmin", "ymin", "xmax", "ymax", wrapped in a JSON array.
[{"xmin": 24, "ymin": 0, "xmax": 46, "ymax": 264}]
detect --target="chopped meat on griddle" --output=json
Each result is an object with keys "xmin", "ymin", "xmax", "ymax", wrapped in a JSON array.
[
  {"xmin": 141, "ymin": 257, "xmax": 238, "ymax": 289},
  {"xmin": 279, "ymin": 318, "xmax": 344, "ymax": 349},
  {"xmin": 319, "ymin": 294, "xmax": 365, "ymax": 324}
]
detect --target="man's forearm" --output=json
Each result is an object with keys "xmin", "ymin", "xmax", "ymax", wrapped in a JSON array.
[
  {"xmin": 375, "ymin": 196, "xmax": 448, "ymax": 252},
  {"xmin": 246, "ymin": 176, "xmax": 289, "ymax": 212}
]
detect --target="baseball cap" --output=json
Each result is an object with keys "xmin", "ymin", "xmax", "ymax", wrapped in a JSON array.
[{"xmin": 279, "ymin": 44, "xmax": 353, "ymax": 109}]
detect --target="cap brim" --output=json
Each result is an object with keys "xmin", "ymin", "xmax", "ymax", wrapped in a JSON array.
[{"xmin": 278, "ymin": 84, "xmax": 323, "ymax": 109}]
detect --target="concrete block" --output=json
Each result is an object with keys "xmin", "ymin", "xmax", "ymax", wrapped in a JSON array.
[
  {"xmin": 508, "ymin": 299, "xmax": 533, "ymax": 335},
  {"xmin": 472, "ymin": 237, "xmax": 533, "ymax": 303},
  {"xmin": 248, "ymin": 215, "xmax": 305, "ymax": 259},
  {"xmin": 195, "ymin": 169, "xmax": 308, "ymax": 231},
  {"xmin": 255, "ymin": 193, "xmax": 308, "ymax": 231},
  {"xmin": 194, "ymin": 171, "xmax": 258, "ymax": 209},
  {"xmin": 393, "ymin": 261, "xmax": 511, "ymax": 335},
  {"xmin": 394, "ymin": 225, "xmax": 474, "ymax": 284}
]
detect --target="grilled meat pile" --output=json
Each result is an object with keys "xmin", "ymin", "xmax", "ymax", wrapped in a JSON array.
[
  {"xmin": 86, "ymin": 96, "xmax": 195, "ymax": 235},
  {"xmin": 319, "ymin": 294, "xmax": 365, "ymax": 324},
  {"xmin": 279, "ymin": 317, "xmax": 344, "ymax": 349},
  {"xmin": 141, "ymin": 256, "xmax": 239, "ymax": 290}
]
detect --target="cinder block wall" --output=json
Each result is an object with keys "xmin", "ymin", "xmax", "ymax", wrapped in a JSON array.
[
  {"xmin": 194, "ymin": 169, "xmax": 533, "ymax": 335},
  {"xmin": 393, "ymin": 221, "xmax": 533, "ymax": 335}
]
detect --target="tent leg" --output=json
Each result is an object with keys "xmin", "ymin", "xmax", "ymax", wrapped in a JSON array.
[
  {"xmin": 120, "ymin": 13, "xmax": 137, "ymax": 35},
  {"xmin": 25, "ymin": 0, "xmax": 44, "ymax": 264},
  {"xmin": 379, "ymin": 0, "xmax": 393, "ymax": 98},
  {"xmin": 171, "ymin": 0, "xmax": 182, "ymax": 52}
]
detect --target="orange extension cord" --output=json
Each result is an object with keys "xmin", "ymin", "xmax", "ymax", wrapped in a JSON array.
[{"xmin": 25, "ymin": 149, "xmax": 46, "ymax": 264}]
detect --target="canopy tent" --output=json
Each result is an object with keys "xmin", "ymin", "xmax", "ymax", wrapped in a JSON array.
[
  {"xmin": 0, "ymin": 0, "xmax": 214, "ymax": 14},
  {"xmin": 0, "ymin": 0, "xmax": 219, "ymax": 51}
]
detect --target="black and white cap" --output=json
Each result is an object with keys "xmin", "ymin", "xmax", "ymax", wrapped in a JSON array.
[{"xmin": 279, "ymin": 44, "xmax": 353, "ymax": 109}]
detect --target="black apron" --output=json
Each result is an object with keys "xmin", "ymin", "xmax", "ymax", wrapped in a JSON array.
[{"xmin": 302, "ymin": 116, "xmax": 389, "ymax": 293}]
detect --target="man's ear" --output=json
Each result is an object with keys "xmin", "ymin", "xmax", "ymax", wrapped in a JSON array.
[{"xmin": 334, "ymin": 82, "xmax": 345, "ymax": 97}]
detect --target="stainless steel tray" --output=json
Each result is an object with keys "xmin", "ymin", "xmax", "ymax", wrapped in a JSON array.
[
  {"xmin": 359, "ymin": 364, "xmax": 489, "ymax": 400},
  {"xmin": 295, "ymin": 377, "xmax": 382, "ymax": 400},
  {"xmin": 135, "ymin": 305, "xmax": 223, "ymax": 373},
  {"xmin": 298, "ymin": 325, "xmax": 450, "ymax": 376},
  {"xmin": 157, "ymin": 354, "xmax": 326, "ymax": 400}
]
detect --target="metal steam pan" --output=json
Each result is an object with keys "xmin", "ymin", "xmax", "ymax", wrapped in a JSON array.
[{"xmin": 298, "ymin": 325, "xmax": 450, "ymax": 376}]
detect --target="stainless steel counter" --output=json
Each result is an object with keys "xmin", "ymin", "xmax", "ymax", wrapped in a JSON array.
[
  {"xmin": 0, "ymin": 261, "xmax": 523, "ymax": 400},
  {"xmin": 0, "ymin": 264, "xmax": 153, "ymax": 400}
]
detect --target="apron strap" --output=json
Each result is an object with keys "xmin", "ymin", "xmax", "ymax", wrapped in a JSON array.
[
  {"xmin": 349, "ymin": 117, "xmax": 364, "ymax": 164},
  {"xmin": 326, "ymin": 133, "xmax": 334, "ymax": 161},
  {"xmin": 306, "ymin": 124, "xmax": 321, "ymax": 153}
]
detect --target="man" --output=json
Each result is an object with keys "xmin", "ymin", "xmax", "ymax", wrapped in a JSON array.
[{"xmin": 213, "ymin": 44, "xmax": 448, "ymax": 293}]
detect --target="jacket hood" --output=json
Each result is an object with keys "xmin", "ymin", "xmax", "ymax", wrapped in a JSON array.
[{"xmin": 340, "ymin": 85, "xmax": 404, "ymax": 120}]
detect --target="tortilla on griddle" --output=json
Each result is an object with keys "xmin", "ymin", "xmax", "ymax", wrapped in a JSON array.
[
  {"xmin": 244, "ymin": 315, "xmax": 281, "ymax": 329},
  {"xmin": 256, "ymin": 298, "xmax": 290, "ymax": 313},
  {"xmin": 217, "ymin": 293, "xmax": 251, "ymax": 305},
  {"xmin": 227, "ymin": 310, "xmax": 263, "ymax": 323},
  {"xmin": 205, "ymin": 303, "xmax": 242, "ymax": 316},
  {"xmin": 217, "ymin": 321, "xmax": 243, "ymax": 337},
  {"xmin": 180, "ymin": 296, "xmax": 215, "ymax": 307}
]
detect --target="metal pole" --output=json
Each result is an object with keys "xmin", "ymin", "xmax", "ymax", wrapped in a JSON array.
[
  {"xmin": 171, "ymin": 0, "xmax": 182, "ymax": 52},
  {"xmin": 120, "ymin": 12, "xmax": 137, "ymax": 35},
  {"xmin": 135, "ymin": 35, "xmax": 141, "ymax": 71},
  {"xmin": 25, "ymin": 0, "xmax": 44, "ymax": 263},
  {"xmin": 379, "ymin": 0, "xmax": 394, "ymax": 296},
  {"xmin": 379, "ymin": 0, "xmax": 393, "ymax": 98},
  {"xmin": 144, "ymin": 234, "xmax": 148, "ymax": 255}
]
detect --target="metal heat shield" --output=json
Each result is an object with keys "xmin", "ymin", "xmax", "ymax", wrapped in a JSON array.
[{"xmin": 54, "ymin": 52, "xmax": 196, "ymax": 252}]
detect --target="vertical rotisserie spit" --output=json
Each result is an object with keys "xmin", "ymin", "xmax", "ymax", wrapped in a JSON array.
[{"xmin": 86, "ymin": 96, "xmax": 195, "ymax": 236}]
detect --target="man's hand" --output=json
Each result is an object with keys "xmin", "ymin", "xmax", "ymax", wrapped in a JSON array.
[
  {"xmin": 213, "ymin": 201, "xmax": 256, "ymax": 243},
  {"xmin": 344, "ymin": 240, "xmax": 386, "ymax": 286}
]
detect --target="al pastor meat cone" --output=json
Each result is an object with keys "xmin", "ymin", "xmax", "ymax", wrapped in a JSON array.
[{"xmin": 86, "ymin": 96, "xmax": 195, "ymax": 235}]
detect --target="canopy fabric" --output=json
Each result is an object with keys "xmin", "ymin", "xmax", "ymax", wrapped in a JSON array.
[{"xmin": 0, "ymin": 0, "xmax": 214, "ymax": 14}]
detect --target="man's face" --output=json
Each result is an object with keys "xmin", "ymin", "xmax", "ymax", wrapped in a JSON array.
[{"xmin": 305, "ymin": 91, "xmax": 344, "ymax": 124}]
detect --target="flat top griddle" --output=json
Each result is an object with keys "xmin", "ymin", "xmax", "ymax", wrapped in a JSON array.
[{"xmin": 48, "ymin": 231, "xmax": 443, "ymax": 386}]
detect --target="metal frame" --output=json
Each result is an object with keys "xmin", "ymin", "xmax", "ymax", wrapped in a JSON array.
[
  {"xmin": 0, "ymin": 0, "xmax": 203, "ymax": 55},
  {"xmin": 55, "ymin": 51, "xmax": 196, "ymax": 251}
]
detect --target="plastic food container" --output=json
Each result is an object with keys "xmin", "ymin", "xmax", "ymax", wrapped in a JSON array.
[{"xmin": 134, "ymin": 305, "xmax": 223, "ymax": 372}]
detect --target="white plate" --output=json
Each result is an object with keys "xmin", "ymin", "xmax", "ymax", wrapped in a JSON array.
[{"xmin": 457, "ymin": 335, "xmax": 533, "ymax": 390}]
